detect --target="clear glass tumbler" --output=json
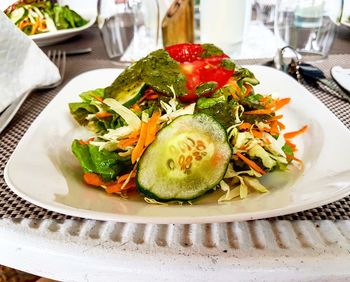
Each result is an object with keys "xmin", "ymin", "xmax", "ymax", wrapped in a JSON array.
[
  {"xmin": 97, "ymin": 0, "xmax": 160, "ymax": 62},
  {"xmin": 274, "ymin": 0, "xmax": 344, "ymax": 59}
]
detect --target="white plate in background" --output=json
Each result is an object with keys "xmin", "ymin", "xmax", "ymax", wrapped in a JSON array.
[
  {"xmin": 30, "ymin": 17, "xmax": 95, "ymax": 47},
  {"xmin": 4, "ymin": 66, "xmax": 350, "ymax": 223}
]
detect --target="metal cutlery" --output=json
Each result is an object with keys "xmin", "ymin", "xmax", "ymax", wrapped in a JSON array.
[
  {"xmin": 265, "ymin": 46, "xmax": 350, "ymax": 103},
  {"xmin": 298, "ymin": 62, "xmax": 350, "ymax": 103},
  {"xmin": 0, "ymin": 50, "xmax": 66, "ymax": 134}
]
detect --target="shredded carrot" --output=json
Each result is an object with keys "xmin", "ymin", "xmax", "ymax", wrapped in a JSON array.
[
  {"xmin": 231, "ymin": 90, "xmax": 239, "ymax": 101},
  {"xmin": 131, "ymin": 103, "xmax": 141, "ymax": 112},
  {"xmin": 145, "ymin": 110, "xmax": 161, "ymax": 146},
  {"xmin": 285, "ymin": 140, "xmax": 297, "ymax": 152},
  {"xmin": 236, "ymin": 152, "xmax": 266, "ymax": 175},
  {"xmin": 276, "ymin": 120, "xmax": 286, "ymax": 130},
  {"xmin": 79, "ymin": 137, "xmax": 94, "ymax": 145},
  {"xmin": 131, "ymin": 121, "xmax": 148, "ymax": 164},
  {"xmin": 244, "ymin": 84, "xmax": 253, "ymax": 97},
  {"xmin": 31, "ymin": 17, "xmax": 40, "ymax": 35},
  {"xmin": 274, "ymin": 98, "xmax": 291, "ymax": 111},
  {"xmin": 137, "ymin": 89, "xmax": 158, "ymax": 104},
  {"xmin": 268, "ymin": 120, "xmax": 280, "ymax": 136},
  {"xmin": 228, "ymin": 78, "xmax": 241, "ymax": 99},
  {"xmin": 259, "ymin": 96, "xmax": 270, "ymax": 103},
  {"xmin": 117, "ymin": 137, "xmax": 139, "ymax": 148},
  {"xmin": 117, "ymin": 171, "xmax": 137, "ymax": 184},
  {"xmin": 106, "ymin": 178, "xmax": 136, "ymax": 194},
  {"xmin": 252, "ymin": 130, "xmax": 263, "ymax": 138},
  {"xmin": 284, "ymin": 125, "xmax": 308, "ymax": 139},
  {"xmin": 128, "ymin": 129, "xmax": 141, "ymax": 139},
  {"xmin": 239, "ymin": 122, "xmax": 252, "ymax": 130},
  {"xmin": 264, "ymin": 101, "xmax": 275, "ymax": 109},
  {"xmin": 38, "ymin": 19, "xmax": 47, "ymax": 31},
  {"xmin": 94, "ymin": 95, "xmax": 104, "ymax": 102},
  {"xmin": 84, "ymin": 173, "xmax": 107, "ymax": 187},
  {"xmin": 244, "ymin": 109, "xmax": 273, "ymax": 115},
  {"xmin": 95, "ymin": 111, "xmax": 113, "ymax": 118},
  {"xmin": 269, "ymin": 114, "xmax": 283, "ymax": 121}
]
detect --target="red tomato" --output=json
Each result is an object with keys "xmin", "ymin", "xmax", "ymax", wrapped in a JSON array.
[
  {"xmin": 165, "ymin": 43, "xmax": 204, "ymax": 63},
  {"xmin": 165, "ymin": 43, "xmax": 234, "ymax": 102}
]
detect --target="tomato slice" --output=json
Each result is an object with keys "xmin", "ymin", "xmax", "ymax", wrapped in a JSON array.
[
  {"xmin": 166, "ymin": 43, "xmax": 234, "ymax": 102},
  {"xmin": 165, "ymin": 43, "xmax": 204, "ymax": 63}
]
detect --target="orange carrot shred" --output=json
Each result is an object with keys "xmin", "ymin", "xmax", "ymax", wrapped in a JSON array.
[
  {"xmin": 145, "ymin": 110, "xmax": 161, "ymax": 146},
  {"xmin": 244, "ymin": 109, "xmax": 273, "ymax": 115},
  {"xmin": 95, "ymin": 111, "xmax": 113, "ymax": 118},
  {"xmin": 84, "ymin": 173, "xmax": 106, "ymax": 187},
  {"xmin": 274, "ymin": 98, "xmax": 291, "ymax": 111},
  {"xmin": 265, "ymin": 101, "xmax": 275, "ymax": 109},
  {"xmin": 228, "ymin": 78, "xmax": 241, "ymax": 98},
  {"xmin": 94, "ymin": 95, "xmax": 104, "ymax": 102},
  {"xmin": 236, "ymin": 152, "xmax": 266, "ymax": 175},
  {"xmin": 79, "ymin": 137, "xmax": 94, "ymax": 145},
  {"xmin": 131, "ymin": 121, "xmax": 148, "ymax": 164},
  {"xmin": 117, "ymin": 171, "xmax": 136, "ymax": 184},
  {"xmin": 117, "ymin": 137, "xmax": 139, "ymax": 148},
  {"xmin": 128, "ymin": 129, "xmax": 141, "ymax": 139},
  {"xmin": 269, "ymin": 114, "xmax": 283, "ymax": 121},
  {"xmin": 244, "ymin": 84, "xmax": 253, "ymax": 97},
  {"xmin": 284, "ymin": 125, "xmax": 308, "ymax": 139},
  {"xmin": 269, "ymin": 121, "xmax": 280, "ymax": 135},
  {"xmin": 259, "ymin": 96, "xmax": 270, "ymax": 103},
  {"xmin": 106, "ymin": 179, "xmax": 136, "ymax": 194},
  {"xmin": 131, "ymin": 104, "xmax": 141, "ymax": 112},
  {"xmin": 285, "ymin": 140, "xmax": 297, "ymax": 152},
  {"xmin": 252, "ymin": 130, "xmax": 263, "ymax": 138},
  {"xmin": 276, "ymin": 120, "xmax": 286, "ymax": 130},
  {"xmin": 239, "ymin": 122, "xmax": 252, "ymax": 130}
]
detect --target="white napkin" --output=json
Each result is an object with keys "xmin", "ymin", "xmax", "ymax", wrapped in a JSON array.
[{"xmin": 0, "ymin": 11, "xmax": 61, "ymax": 113}]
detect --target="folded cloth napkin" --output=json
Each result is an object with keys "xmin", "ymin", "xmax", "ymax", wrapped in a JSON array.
[{"xmin": 0, "ymin": 10, "xmax": 61, "ymax": 113}]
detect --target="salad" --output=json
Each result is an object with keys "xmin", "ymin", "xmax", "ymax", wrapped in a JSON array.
[
  {"xmin": 5, "ymin": 0, "xmax": 88, "ymax": 35},
  {"xmin": 69, "ymin": 43, "xmax": 307, "ymax": 203}
]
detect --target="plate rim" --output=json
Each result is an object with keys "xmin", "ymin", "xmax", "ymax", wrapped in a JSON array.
[{"xmin": 4, "ymin": 66, "xmax": 350, "ymax": 223}]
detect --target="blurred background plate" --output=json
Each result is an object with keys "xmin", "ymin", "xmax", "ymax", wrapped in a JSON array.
[
  {"xmin": 30, "ymin": 16, "xmax": 95, "ymax": 47},
  {"xmin": 31, "ymin": 0, "xmax": 97, "ymax": 46},
  {"xmin": 341, "ymin": 0, "xmax": 350, "ymax": 27},
  {"xmin": 2, "ymin": 0, "xmax": 97, "ymax": 46}
]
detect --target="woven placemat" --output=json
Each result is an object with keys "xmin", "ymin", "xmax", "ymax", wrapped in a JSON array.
[{"xmin": 0, "ymin": 56, "xmax": 349, "ymax": 220}]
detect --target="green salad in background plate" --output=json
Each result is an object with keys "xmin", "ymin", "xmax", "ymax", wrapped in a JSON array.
[{"xmin": 5, "ymin": 0, "xmax": 88, "ymax": 35}]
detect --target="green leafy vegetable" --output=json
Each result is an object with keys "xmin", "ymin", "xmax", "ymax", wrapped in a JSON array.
[
  {"xmin": 72, "ymin": 140, "xmax": 131, "ymax": 181},
  {"xmin": 200, "ymin": 43, "xmax": 224, "ymax": 58},
  {"xmin": 195, "ymin": 81, "xmax": 218, "ymax": 96}
]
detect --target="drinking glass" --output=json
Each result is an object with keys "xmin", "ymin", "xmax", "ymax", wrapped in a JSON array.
[
  {"xmin": 274, "ymin": 0, "xmax": 344, "ymax": 59},
  {"xmin": 200, "ymin": 0, "xmax": 252, "ymax": 51},
  {"xmin": 97, "ymin": 0, "xmax": 160, "ymax": 62},
  {"xmin": 254, "ymin": 0, "xmax": 277, "ymax": 30}
]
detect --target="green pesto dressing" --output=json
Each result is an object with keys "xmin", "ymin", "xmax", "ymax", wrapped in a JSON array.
[{"xmin": 105, "ymin": 49, "xmax": 187, "ymax": 98}]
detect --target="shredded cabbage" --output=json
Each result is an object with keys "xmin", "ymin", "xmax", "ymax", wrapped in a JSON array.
[{"xmin": 104, "ymin": 98, "xmax": 141, "ymax": 130}]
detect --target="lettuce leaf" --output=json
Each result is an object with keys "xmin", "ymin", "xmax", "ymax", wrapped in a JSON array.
[{"xmin": 72, "ymin": 140, "xmax": 131, "ymax": 181}]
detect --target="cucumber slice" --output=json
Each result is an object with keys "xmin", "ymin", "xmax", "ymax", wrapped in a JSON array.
[
  {"xmin": 111, "ymin": 81, "xmax": 147, "ymax": 107},
  {"xmin": 10, "ymin": 7, "xmax": 28, "ymax": 25},
  {"xmin": 136, "ymin": 113, "xmax": 232, "ymax": 201}
]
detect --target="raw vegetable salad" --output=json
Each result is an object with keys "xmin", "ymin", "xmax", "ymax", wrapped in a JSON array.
[
  {"xmin": 69, "ymin": 43, "xmax": 307, "ymax": 203},
  {"xmin": 5, "ymin": 0, "xmax": 88, "ymax": 35}
]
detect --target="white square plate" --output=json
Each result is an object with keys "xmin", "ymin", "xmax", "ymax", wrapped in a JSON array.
[{"xmin": 5, "ymin": 66, "xmax": 350, "ymax": 223}]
